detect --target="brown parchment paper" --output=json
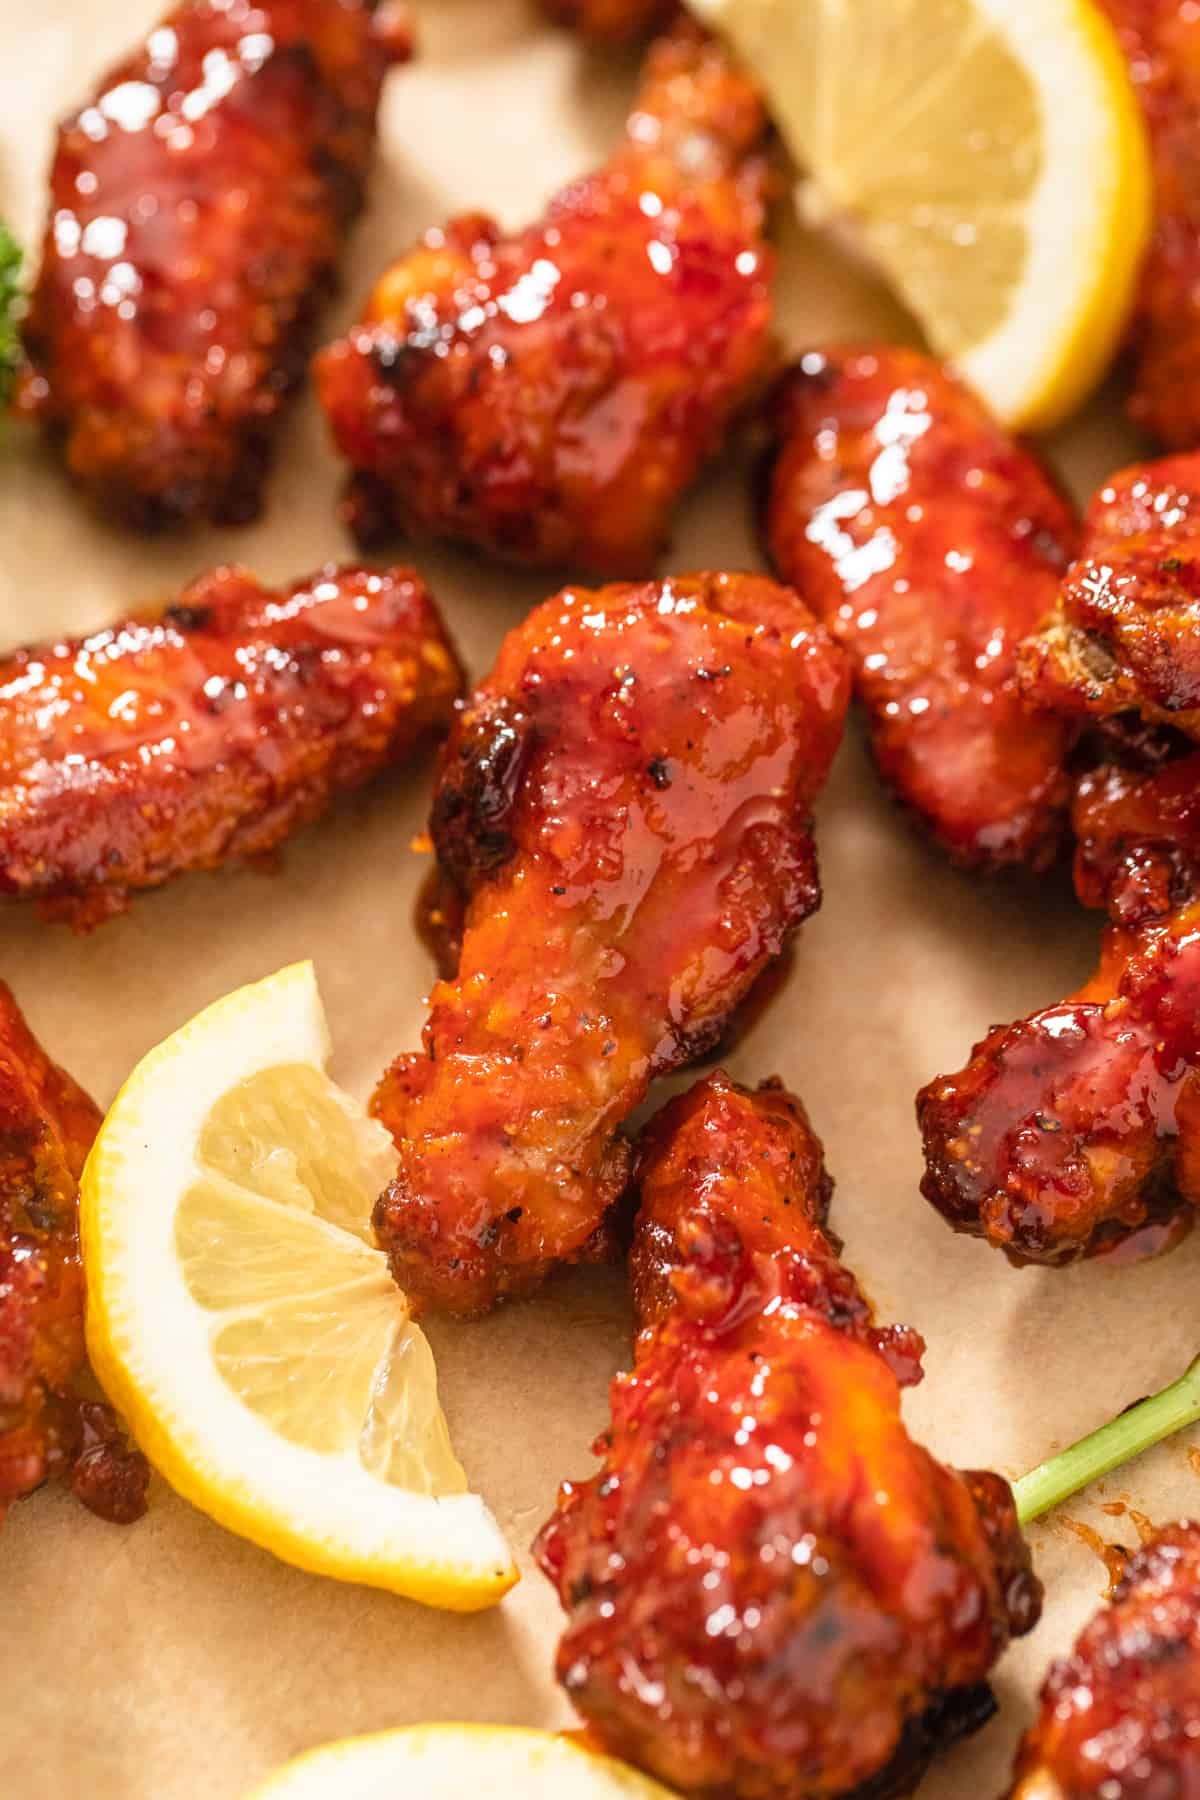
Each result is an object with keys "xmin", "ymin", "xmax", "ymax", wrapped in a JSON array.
[{"xmin": 2, "ymin": 5, "xmax": 1197, "ymax": 1796}]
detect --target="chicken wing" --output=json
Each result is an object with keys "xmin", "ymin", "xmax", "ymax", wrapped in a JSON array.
[
  {"xmin": 371, "ymin": 573, "xmax": 849, "ymax": 1316},
  {"xmin": 0, "ymin": 984, "xmax": 147, "ymax": 1526},
  {"xmin": 1021, "ymin": 451, "xmax": 1200, "ymax": 737},
  {"xmin": 1008, "ymin": 1520, "xmax": 1200, "ymax": 1800},
  {"xmin": 315, "ymin": 19, "xmax": 773, "ymax": 575},
  {"xmin": 17, "ymin": 0, "xmax": 407, "ymax": 530},
  {"xmin": 540, "ymin": 0, "xmax": 676, "ymax": 38},
  {"xmin": 764, "ymin": 347, "xmax": 1079, "ymax": 871},
  {"xmin": 0, "ymin": 563, "xmax": 462, "ymax": 930},
  {"xmin": 1097, "ymin": 1, "xmax": 1200, "ymax": 450},
  {"xmin": 919, "ymin": 899, "xmax": 1200, "ymax": 1265},
  {"xmin": 536, "ymin": 1072, "xmax": 1042, "ymax": 1799},
  {"xmin": 922, "ymin": 446, "xmax": 1200, "ymax": 1263}
]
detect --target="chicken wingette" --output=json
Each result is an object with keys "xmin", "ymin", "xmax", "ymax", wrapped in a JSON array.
[
  {"xmin": 18, "ymin": 0, "xmax": 407, "ymax": 528},
  {"xmin": 0, "ymin": 564, "xmax": 462, "ymax": 928},
  {"xmin": 764, "ymin": 346, "xmax": 1079, "ymax": 871},
  {"xmin": 316, "ymin": 18, "xmax": 773, "ymax": 575}
]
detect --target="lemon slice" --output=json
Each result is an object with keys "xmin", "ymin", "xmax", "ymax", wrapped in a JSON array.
[
  {"xmin": 244, "ymin": 1725, "xmax": 679, "ymax": 1799},
  {"xmin": 690, "ymin": 0, "xmax": 1151, "ymax": 430},
  {"xmin": 80, "ymin": 962, "xmax": 517, "ymax": 1611}
]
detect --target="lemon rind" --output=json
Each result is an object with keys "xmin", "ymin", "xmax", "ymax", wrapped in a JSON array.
[
  {"xmin": 690, "ymin": 0, "xmax": 1152, "ymax": 432},
  {"xmin": 955, "ymin": 0, "xmax": 1151, "ymax": 430}
]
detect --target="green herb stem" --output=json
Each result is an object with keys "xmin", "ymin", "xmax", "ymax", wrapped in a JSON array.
[
  {"xmin": 0, "ymin": 223, "xmax": 23, "ymax": 406},
  {"xmin": 1014, "ymin": 1350, "xmax": 1200, "ymax": 1525}
]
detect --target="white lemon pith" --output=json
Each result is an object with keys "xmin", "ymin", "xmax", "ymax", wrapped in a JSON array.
[
  {"xmin": 690, "ymin": 0, "xmax": 1152, "ymax": 430},
  {"xmin": 81, "ymin": 962, "xmax": 516, "ymax": 1610},
  {"xmin": 244, "ymin": 1724, "xmax": 680, "ymax": 1799}
]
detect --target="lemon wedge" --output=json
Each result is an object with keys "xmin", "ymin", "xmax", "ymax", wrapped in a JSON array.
[
  {"xmin": 244, "ymin": 1725, "xmax": 679, "ymax": 1799},
  {"xmin": 690, "ymin": 0, "xmax": 1152, "ymax": 430},
  {"xmin": 80, "ymin": 962, "xmax": 517, "ymax": 1611}
]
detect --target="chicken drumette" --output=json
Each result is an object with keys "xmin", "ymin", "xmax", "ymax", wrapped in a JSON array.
[
  {"xmin": 0, "ymin": 984, "xmax": 147, "ymax": 1527},
  {"xmin": 0, "ymin": 564, "xmax": 462, "ymax": 929},
  {"xmin": 371, "ymin": 573, "xmax": 849, "ymax": 1316},
  {"xmin": 1097, "ymin": 1, "xmax": 1200, "ymax": 450},
  {"xmin": 536, "ymin": 1072, "xmax": 1042, "ymax": 1799},
  {"xmin": 764, "ymin": 346, "xmax": 1079, "ymax": 871},
  {"xmin": 315, "ymin": 19, "xmax": 773, "ymax": 574},
  {"xmin": 17, "ymin": 0, "xmax": 406, "ymax": 530},
  {"xmin": 1008, "ymin": 1520, "xmax": 1200, "ymax": 1799}
]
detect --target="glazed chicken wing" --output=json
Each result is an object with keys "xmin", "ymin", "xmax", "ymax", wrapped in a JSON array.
[
  {"xmin": 17, "ymin": 0, "xmax": 406, "ymax": 530},
  {"xmin": 540, "ymin": 0, "xmax": 675, "ymax": 39},
  {"xmin": 764, "ymin": 347, "xmax": 1079, "ymax": 871},
  {"xmin": 919, "ymin": 899, "xmax": 1200, "ymax": 1265},
  {"xmin": 536, "ymin": 1073, "xmax": 1041, "ymax": 1799},
  {"xmin": 0, "ymin": 564, "xmax": 462, "ymax": 929},
  {"xmin": 0, "ymin": 984, "xmax": 147, "ymax": 1527},
  {"xmin": 923, "ymin": 446, "xmax": 1200, "ymax": 1264},
  {"xmin": 1008, "ymin": 1521, "xmax": 1200, "ymax": 1799},
  {"xmin": 371, "ymin": 573, "xmax": 849, "ymax": 1316},
  {"xmin": 1021, "ymin": 452, "xmax": 1200, "ymax": 737},
  {"xmin": 315, "ymin": 19, "xmax": 773, "ymax": 575},
  {"xmin": 1098, "ymin": 1, "xmax": 1200, "ymax": 450}
]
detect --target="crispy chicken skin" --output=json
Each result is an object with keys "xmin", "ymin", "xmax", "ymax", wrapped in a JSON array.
[
  {"xmin": 315, "ymin": 19, "xmax": 773, "ymax": 575},
  {"xmin": 1021, "ymin": 452, "xmax": 1200, "ymax": 738},
  {"xmin": 370, "ymin": 574, "xmax": 849, "ymax": 1317},
  {"xmin": 540, "ymin": 0, "xmax": 676, "ymax": 40},
  {"xmin": 0, "ymin": 564, "xmax": 462, "ymax": 930},
  {"xmin": 1098, "ymin": 1, "xmax": 1200, "ymax": 450},
  {"xmin": 919, "ymin": 900, "xmax": 1200, "ymax": 1265},
  {"xmin": 535, "ymin": 1073, "xmax": 1042, "ymax": 1800},
  {"xmin": 0, "ymin": 984, "xmax": 147, "ymax": 1526},
  {"xmin": 17, "ymin": 0, "xmax": 406, "ymax": 530},
  {"xmin": 764, "ymin": 347, "xmax": 1079, "ymax": 871},
  {"xmin": 1008, "ymin": 1521, "xmax": 1200, "ymax": 1800}
]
